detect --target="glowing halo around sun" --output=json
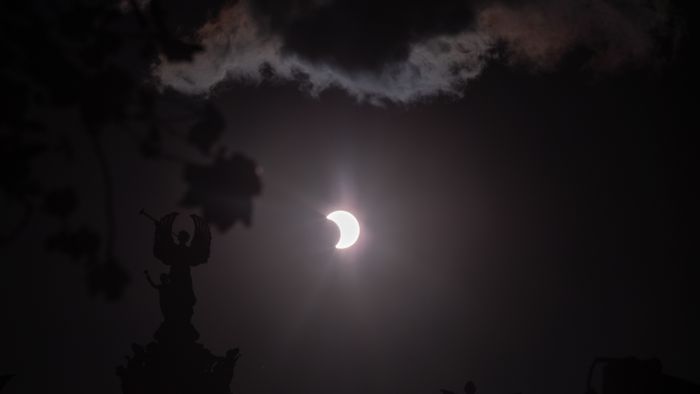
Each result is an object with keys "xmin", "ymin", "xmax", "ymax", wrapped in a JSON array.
[{"xmin": 326, "ymin": 210, "xmax": 360, "ymax": 249}]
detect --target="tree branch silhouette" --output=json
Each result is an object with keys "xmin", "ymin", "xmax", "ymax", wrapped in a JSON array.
[{"xmin": 88, "ymin": 130, "xmax": 116, "ymax": 260}]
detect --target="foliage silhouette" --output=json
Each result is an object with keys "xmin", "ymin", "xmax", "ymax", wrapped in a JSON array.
[
  {"xmin": 44, "ymin": 227, "xmax": 101, "ymax": 262},
  {"xmin": 188, "ymin": 103, "xmax": 227, "ymax": 155},
  {"xmin": 0, "ymin": 0, "xmax": 261, "ymax": 300},
  {"xmin": 42, "ymin": 188, "xmax": 78, "ymax": 218},
  {"xmin": 182, "ymin": 152, "xmax": 263, "ymax": 230}
]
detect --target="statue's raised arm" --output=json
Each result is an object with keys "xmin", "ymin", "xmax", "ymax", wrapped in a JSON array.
[
  {"xmin": 187, "ymin": 214, "xmax": 211, "ymax": 266},
  {"xmin": 153, "ymin": 212, "xmax": 178, "ymax": 265}
]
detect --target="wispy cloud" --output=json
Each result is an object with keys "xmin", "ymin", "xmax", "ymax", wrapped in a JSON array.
[{"xmin": 153, "ymin": 0, "xmax": 677, "ymax": 104}]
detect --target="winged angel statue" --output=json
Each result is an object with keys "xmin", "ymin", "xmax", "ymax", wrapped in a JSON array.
[
  {"xmin": 146, "ymin": 211, "xmax": 211, "ymax": 323},
  {"xmin": 119, "ymin": 212, "xmax": 240, "ymax": 394},
  {"xmin": 153, "ymin": 212, "xmax": 211, "ymax": 268}
]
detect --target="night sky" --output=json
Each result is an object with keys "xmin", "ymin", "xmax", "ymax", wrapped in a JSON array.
[{"xmin": 1, "ymin": 1, "xmax": 698, "ymax": 394}]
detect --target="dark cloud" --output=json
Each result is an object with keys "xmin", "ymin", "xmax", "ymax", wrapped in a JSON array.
[
  {"xmin": 275, "ymin": 0, "xmax": 475, "ymax": 73},
  {"xmin": 154, "ymin": 0, "xmax": 490, "ymax": 104},
  {"xmin": 154, "ymin": 0, "xmax": 679, "ymax": 103},
  {"xmin": 123, "ymin": 0, "xmax": 230, "ymax": 37},
  {"xmin": 477, "ymin": 0, "xmax": 676, "ymax": 70}
]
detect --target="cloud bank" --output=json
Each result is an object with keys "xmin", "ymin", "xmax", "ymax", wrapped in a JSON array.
[{"xmin": 154, "ymin": 0, "xmax": 677, "ymax": 104}]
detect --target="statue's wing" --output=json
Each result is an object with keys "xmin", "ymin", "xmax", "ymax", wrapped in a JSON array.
[
  {"xmin": 188, "ymin": 214, "xmax": 211, "ymax": 266},
  {"xmin": 153, "ymin": 212, "xmax": 178, "ymax": 265}
]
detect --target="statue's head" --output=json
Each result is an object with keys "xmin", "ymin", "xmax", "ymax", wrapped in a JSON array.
[
  {"xmin": 177, "ymin": 230, "xmax": 190, "ymax": 245},
  {"xmin": 160, "ymin": 273, "xmax": 170, "ymax": 284}
]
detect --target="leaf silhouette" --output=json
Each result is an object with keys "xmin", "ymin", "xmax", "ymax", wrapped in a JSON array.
[
  {"xmin": 147, "ymin": 0, "xmax": 203, "ymax": 62},
  {"xmin": 45, "ymin": 227, "xmax": 101, "ymax": 262},
  {"xmin": 0, "ymin": 74, "xmax": 32, "ymax": 129},
  {"xmin": 181, "ymin": 153, "xmax": 262, "ymax": 231},
  {"xmin": 43, "ymin": 188, "xmax": 78, "ymax": 218},
  {"xmin": 187, "ymin": 104, "xmax": 225, "ymax": 155},
  {"xmin": 81, "ymin": 66, "xmax": 134, "ymax": 129},
  {"xmin": 0, "ymin": 136, "xmax": 46, "ymax": 199},
  {"xmin": 140, "ymin": 126, "xmax": 162, "ymax": 159},
  {"xmin": 87, "ymin": 259, "xmax": 130, "ymax": 301}
]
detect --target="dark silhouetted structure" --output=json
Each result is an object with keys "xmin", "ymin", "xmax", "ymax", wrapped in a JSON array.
[
  {"xmin": 441, "ymin": 380, "xmax": 476, "ymax": 394},
  {"xmin": 117, "ymin": 212, "xmax": 239, "ymax": 394},
  {"xmin": 586, "ymin": 357, "xmax": 700, "ymax": 394}
]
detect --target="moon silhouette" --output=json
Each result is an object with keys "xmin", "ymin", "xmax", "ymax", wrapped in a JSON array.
[{"xmin": 326, "ymin": 210, "xmax": 360, "ymax": 249}]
